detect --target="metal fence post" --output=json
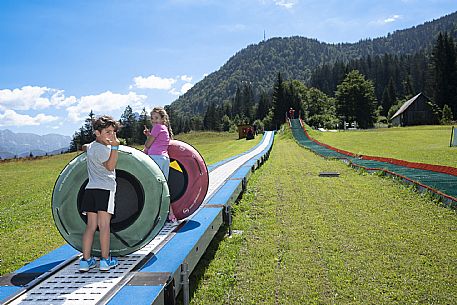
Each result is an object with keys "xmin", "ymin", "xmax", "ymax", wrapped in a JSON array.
[{"xmin": 181, "ymin": 262, "xmax": 189, "ymax": 305}]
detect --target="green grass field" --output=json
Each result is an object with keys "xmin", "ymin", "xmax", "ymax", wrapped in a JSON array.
[
  {"xmin": 186, "ymin": 129, "xmax": 457, "ymax": 304},
  {"xmin": 307, "ymin": 125, "xmax": 456, "ymax": 168},
  {"xmin": 1, "ymin": 126, "xmax": 456, "ymax": 304},
  {"xmin": 0, "ymin": 132, "xmax": 260, "ymax": 275}
]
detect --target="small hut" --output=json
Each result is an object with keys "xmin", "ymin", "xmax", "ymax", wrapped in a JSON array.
[
  {"xmin": 237, "ymin": 124, "xmax": 253, "ymax": 139},
  {"xmin": 390, "ymin": 93, "xmax": 438, "ymax": 126}
]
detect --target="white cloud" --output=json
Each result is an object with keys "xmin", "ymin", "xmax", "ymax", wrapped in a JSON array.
[
  {"xmin": 0, "ymin": 86, "xmax": 77, "ymax": 111},
  {"xmin": 384, "ymin": 15, "xmax": 401, "ymax": 23},
  {"xmin": 0, "ymin": 86, "xmax": 49, "ymax": 110},
  {"xmin": 180, "ymin": 75, "xmax": 193, "ymax": 82},
  {"xmin": 131, "ymin": 74, "xmax": 177, "ymax": 90},
  {"xmin": 50, "ymin": 89, "xmax": 78, "ymax": 108},
  {"xmin": 66, "ymin": 91, "xmax": 147, "ymax": 122},
  {"xmin": 273, "ymin": 0, "xmax": 297, "ymax": 9},
  {"xmin": 0, "ymin": 109, "xmax": 59, "ymax": 126},
  {"xmin": 169, "ymin": 82, "xmax": 193, "ymax": 96},
  {"xmin": 169, "ymin": 89, "xmax": 179, "ymax": 96},
  {"xmin": 130, "ymin": 73, "xmax": 195, "ymax": 97},
  {"xmin": 180, "ymin": 83, "xmax": 193, "ymax": 94}
]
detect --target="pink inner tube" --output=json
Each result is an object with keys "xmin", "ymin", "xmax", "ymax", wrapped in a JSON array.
[{"xmin": 167, "ymin": 140, "xmax": 209, "ymax": 220}]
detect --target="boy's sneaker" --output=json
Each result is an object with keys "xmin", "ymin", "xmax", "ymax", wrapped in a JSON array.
[
  {"xmin": 79, "ymin": 257, "xmax": 96, "ymax": 272},
  {"xmin": 99, "ymin": 256, "xmax": 118, "ymax": 271}
]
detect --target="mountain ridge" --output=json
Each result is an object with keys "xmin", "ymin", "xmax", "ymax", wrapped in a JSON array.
[
  {"xmin": 170, "ymin": 11, "xmax": 457, "ymax": 117},
  {"xmin": 0, "ymin": 129, "xmax": 71, "ymax": 159}
]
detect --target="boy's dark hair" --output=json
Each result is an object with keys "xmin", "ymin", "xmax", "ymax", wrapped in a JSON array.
[{"xmin": 92, "ymin": 115, "xmax": 120, "ymax": 132}]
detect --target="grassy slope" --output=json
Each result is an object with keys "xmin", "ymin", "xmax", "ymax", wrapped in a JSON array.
[
  {"xmin": 187, "ymin": 130, "xmax": 457, "ymax": 304},
  {"xmin": 0, "ymin": 153, "xmax": 78, "ymax": 275},
  {"xmin": 0, "ymin": 132, "xmax": 261, "ymax": 275},
  {"xmin": 308, "ymin": 125, "xmax": 456, "ymax": 168}
]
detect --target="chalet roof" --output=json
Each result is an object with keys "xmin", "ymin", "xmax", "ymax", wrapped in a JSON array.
[{"xmin": 390, "ymin": 92, "xmax": 427, "ymax": 120}]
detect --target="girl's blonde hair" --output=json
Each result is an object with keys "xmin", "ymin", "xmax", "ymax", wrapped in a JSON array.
[{"xmin": 151, "ymin": 106, "xmax": 174, "ymax": 139}]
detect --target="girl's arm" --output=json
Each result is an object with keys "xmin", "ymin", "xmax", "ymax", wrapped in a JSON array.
[
  {"xmin": 144, "ymin": 134, "xmax": 156, "ymax": 149},
  {"xmin": 144, "ymin": 124, "xmax": 156, "ymax": 149}
]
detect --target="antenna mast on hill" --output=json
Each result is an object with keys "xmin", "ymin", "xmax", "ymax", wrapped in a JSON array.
[{"xmin": 263, "ymin": 30, "xmax": 266, "ymax": 42}]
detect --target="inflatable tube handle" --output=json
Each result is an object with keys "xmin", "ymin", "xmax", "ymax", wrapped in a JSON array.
[
  {"xmin": 55, "ymin": 208, "xmax": 69, "ymax": 235},
  {"xmin": 193, "ymin": 157, "xmax": 204, "ymax": 175},
  {"xmin": 130, "ymin": 216, "xmax": 161, "ymax": 248},
  {"xmin": 111, "ymin": 232, "xmax": 132, "ymax": 247}
]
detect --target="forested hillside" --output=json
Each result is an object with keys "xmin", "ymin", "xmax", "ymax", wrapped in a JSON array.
[
  {"xmin": 69, "ymin": 11, "xmax": 457, "ymax": 146},
  {"xmin": 170, "ymin": 11, "xmax": 457, "ymax": 118}
]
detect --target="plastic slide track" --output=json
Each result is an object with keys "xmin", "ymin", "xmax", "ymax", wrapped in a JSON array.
[
  {"xmin": 290, "ymin": 119, "xmax": 457, "ymax": 207},
  {"xmin": 0, "ymin": 131, "xmax": 274, "ymax": 305}
]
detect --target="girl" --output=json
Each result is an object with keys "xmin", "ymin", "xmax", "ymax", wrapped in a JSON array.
[{"xmin": 143, "ymin": 107, "xmax": 177, "ymax": 224}]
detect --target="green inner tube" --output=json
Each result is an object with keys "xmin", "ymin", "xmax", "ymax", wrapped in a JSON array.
[{"xmin": 52, "ymin": 145, "xmax": 170, "ymax": 256}]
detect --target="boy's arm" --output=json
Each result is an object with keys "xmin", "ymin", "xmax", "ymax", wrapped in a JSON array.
[
  {"xmin": 103, "ymin": 133, "xmax": 120, "ymax": 171},
  {"xmin": 103, "ymin": 149, "xmax": 118, "ymax": 171}
]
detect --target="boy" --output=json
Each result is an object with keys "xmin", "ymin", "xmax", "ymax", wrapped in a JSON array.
[{"xmin": 79, "ymin": 115, "xmax": 120, "ymax": 272}]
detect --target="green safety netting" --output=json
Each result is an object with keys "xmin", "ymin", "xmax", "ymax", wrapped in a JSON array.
[{"xmin": 290, "ymin": 119, "xmax": 457, "ymax": 205}]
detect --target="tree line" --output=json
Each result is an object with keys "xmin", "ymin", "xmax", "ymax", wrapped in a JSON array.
[
  {"xmin": 170, "ymin": 12, "xmax": 457, "ymax": 119},
  {"xmin": 311, "ymin": 32, "xmax": 457, "ymax": 120},
  {"xmin": 70, "ymin": 31, "xmax": 456, "ymax": 149},
  {"xmin": 172, "ymin": 31, "xmax": 456, "ymax": 132},
  {"xmin": 69, "ymin": 107, "xmax": 152, "ymax": 151}
]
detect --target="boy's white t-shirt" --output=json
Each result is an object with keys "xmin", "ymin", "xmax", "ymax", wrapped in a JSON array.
[{"xmin": 85, "ymin": 141, "xmax": 116, "ymax": 191}]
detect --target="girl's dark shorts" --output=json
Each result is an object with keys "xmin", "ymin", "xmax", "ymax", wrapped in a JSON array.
[{"xmin": 80, "ymin": 188, "xmax": 115, "ymax": 215}]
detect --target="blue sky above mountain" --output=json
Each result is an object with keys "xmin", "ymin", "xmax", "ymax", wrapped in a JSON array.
[{"xmin": 0, "ymin": 0, "xmax": 456, "ymax": 136}]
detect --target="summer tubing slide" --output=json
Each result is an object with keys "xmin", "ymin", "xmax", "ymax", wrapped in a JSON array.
[
  {"xmin": 0, "ymin": 131, "xmax": 274, "ymax": 305},
  {"xmin": 52, "ymin": 140, "xmax": 209, "ymax": 256},
  {"xmin": 289, "ymin": 118, "xmax": 457, "ymax": 207}
]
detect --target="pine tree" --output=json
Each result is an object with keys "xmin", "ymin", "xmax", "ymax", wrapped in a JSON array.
[
  {"xmin": 432, "ymin": 32, "xmax": 457, "ymax": 117},
  {"xmin": 256, "ymin": 91, "xmax": 270, "ymax": 120},
  {"xmin": 71, "ymin": 111, "xmax": 96, "ymax": 150},
  {"xmin": 203, "ymin": 103, "xmax": 217, "ymax": 130},
  {"xmin": 136, "ymin": 107, "xmax": 149, "ymax": 144},
  {"xmin": 232, "ymin": 86, "xmax": 242, "ymax": 118},
  {"xmin": 69, "ymin": 130, "xmax": 81, "ymax": 152},
  {"xmin": 272, "ymin": 72, "xmax": 287, "ymax": 128},
  {"xmin": 82, "ymin": 110, "xmax": 95, "ymax": 143},
  {"xmin": 119, "ymin": 105, "xmax": 136, "ymax": 144},
  {"xmin": 335, "ymin": 70, "xmax": 377, "ymax": 128},
  {"xmin": 403, "ymin": 74, "xmax": 414, "ymax": 99},
  {"xmin": 381, "ymin": 78, "xmax": 396, "ymax": 116},
  {"xmin": 241, "ymin": 82, "xmax": 254, "ymax": 120}
]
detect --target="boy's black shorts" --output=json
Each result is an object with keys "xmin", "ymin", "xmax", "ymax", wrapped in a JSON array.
[{"xmin": 80, "ymin": 188, "xmax": 116, "ymax": 215}]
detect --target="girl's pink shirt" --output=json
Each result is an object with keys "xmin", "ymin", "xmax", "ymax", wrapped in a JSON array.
[{"xmin": 146, "ymin": 124, "xmax": 170, "ymax": 156}]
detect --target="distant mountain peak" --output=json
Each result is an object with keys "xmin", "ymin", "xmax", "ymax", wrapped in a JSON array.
[{"xmin": 0, "ymin": 129, "xmax": 71, "ymax": 159}]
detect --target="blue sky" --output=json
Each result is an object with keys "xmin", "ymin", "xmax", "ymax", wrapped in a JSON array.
[{"xmin": 1, "ymin": 0, "xmax": 456, "ymax": 136}]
